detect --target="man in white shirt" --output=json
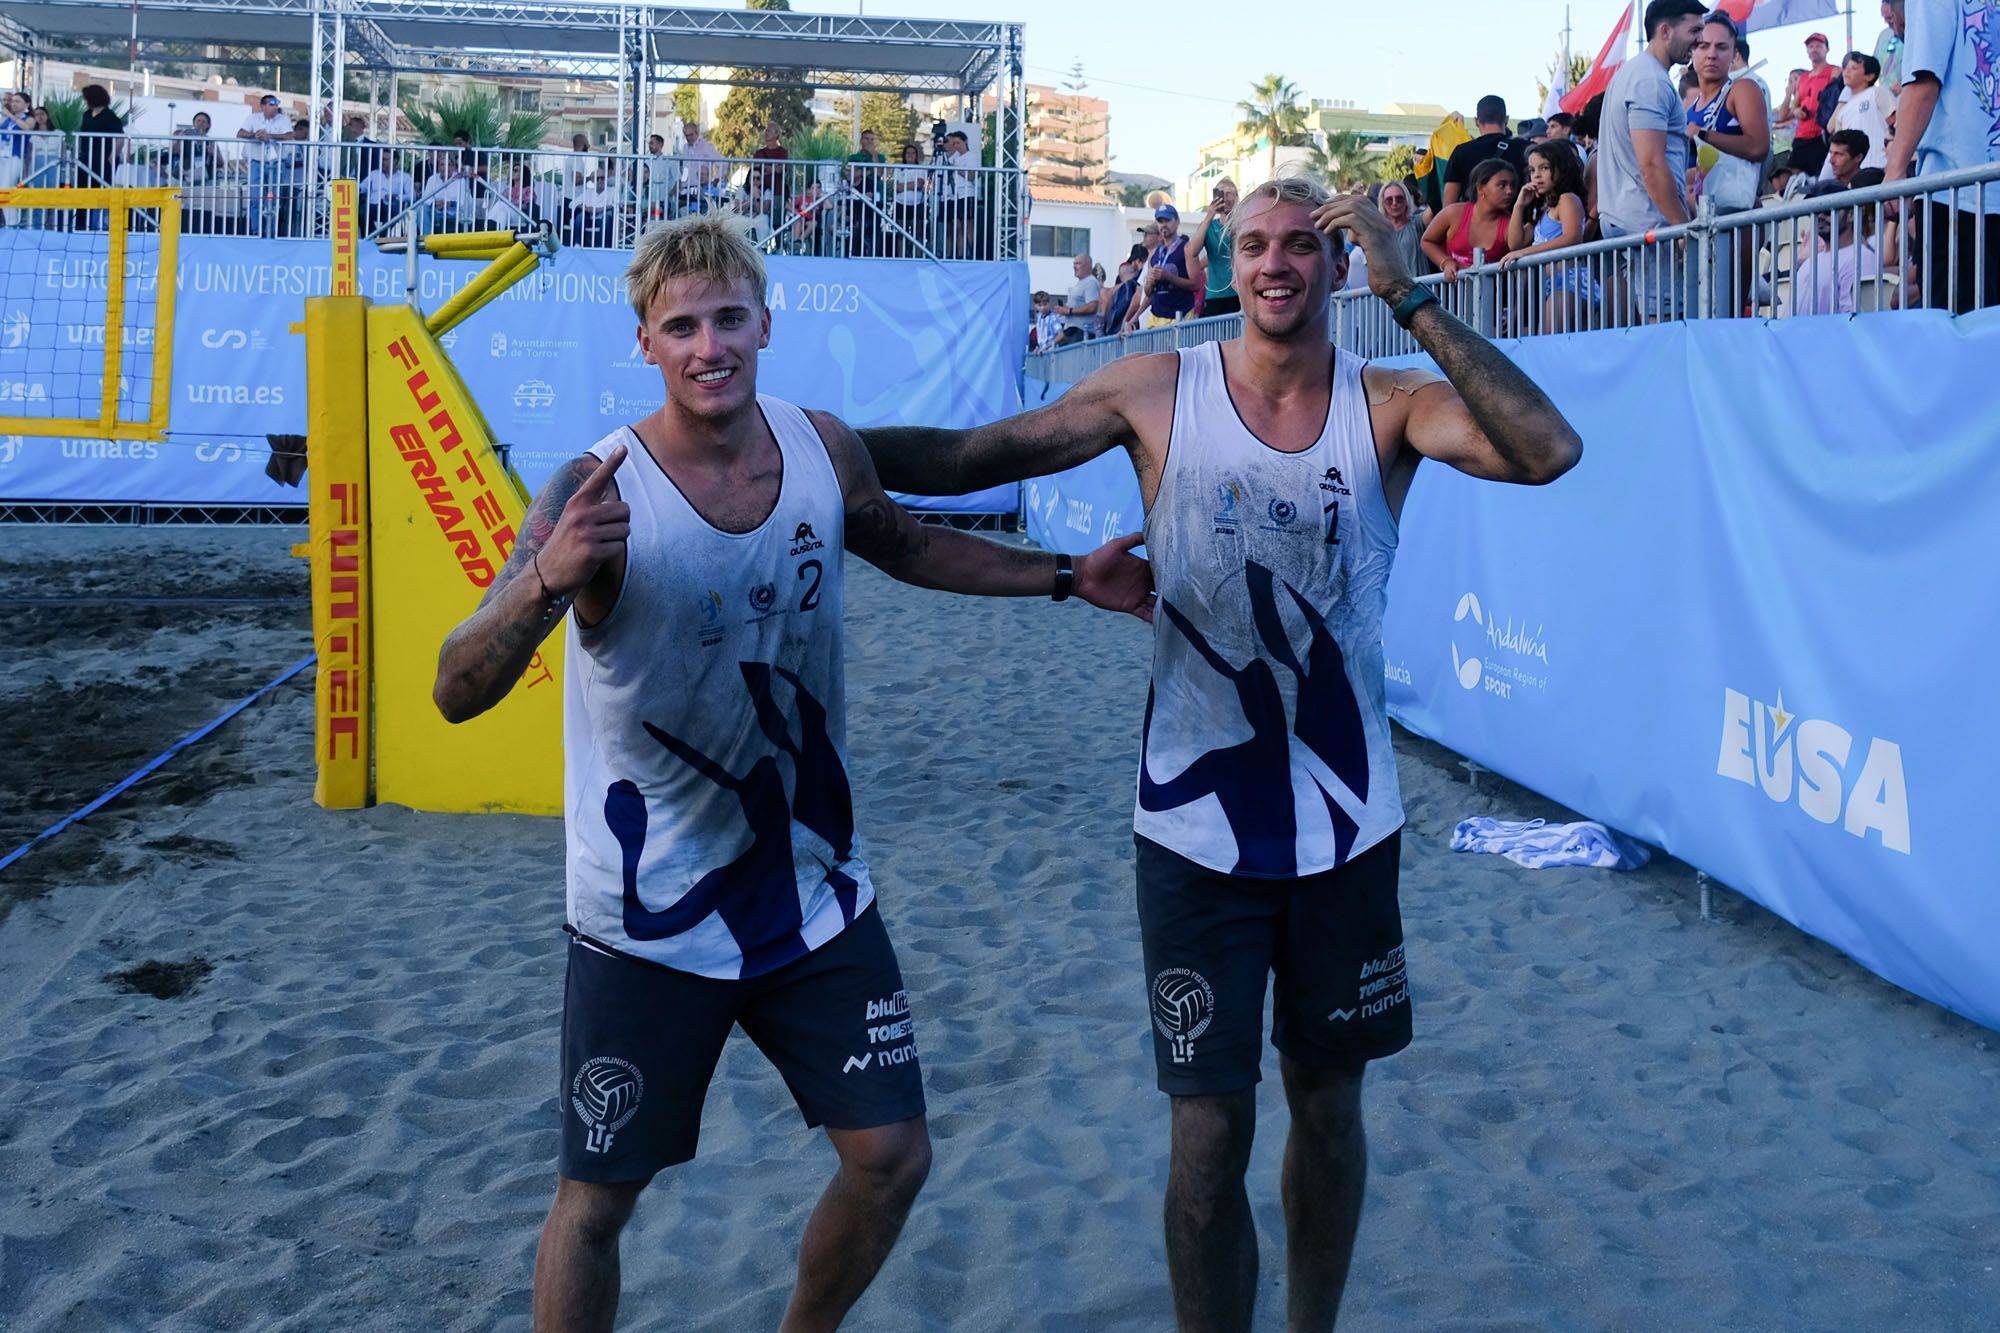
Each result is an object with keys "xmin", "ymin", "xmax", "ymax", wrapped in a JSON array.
[
  {"xmin": 1793, "ymin": 182, "xmax": 1893, "ymax": 315},
  {"xmin": 940, "ymin": 129, "xmax": 980, "ymax": 258},
  {"xmin": 568, "ymin": 171, "xmax": 621, "ymax": 246},
  {"xmin": 359, "ymin": 155, "xmax": 414, "ymax": 232},
  {"xmin": 1053, "ymin": 253, "xmax": 1103, "ymax": 344},
  {"xmin": 640, "ymin": 133, "xmax": 677, "ymax": 227},
  {"xmin": 237, "ymin": 94, "xmax": 292, "ymax": 236},
  {"xmin": 674, "ymin": 120, "xmax": 722, "ymax": 215}
]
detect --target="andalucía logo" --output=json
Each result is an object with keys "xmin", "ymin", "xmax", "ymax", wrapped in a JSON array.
[
  {"xmin": 789, "ymin": 521, "xmax": 824, "ymax": 555},
  {"xmin": 1716, "ymin": 687, "xmax": 1910, "ymax": 853}
]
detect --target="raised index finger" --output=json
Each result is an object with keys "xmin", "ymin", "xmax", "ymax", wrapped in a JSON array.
[{"xmin": 576, "ymin": 444, "xmax": 628, "ymax": 499}]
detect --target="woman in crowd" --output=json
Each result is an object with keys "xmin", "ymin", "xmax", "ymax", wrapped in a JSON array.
[
  {"xmin": 1684, "ymin": 9, "xmax": 1770, "ymax": 312},
  {"xmin": 891, "ymin": 142, "xmax": 930, "ymax": 257},
  {"xmin": 1376, "ymin": 179, "xmax": 1430, "ymax": 277},
  {"xmin": 1822, "ymin": 51, "xmax": 1894, "ymax": 175},
  {"xmin": 1422, "ymin": 157, "xmax": 1517, "ymax": 282},
  {"xmin": 1188, "ymin": 177, "xmax": 1239, "ymax": 316},
  {"xmin": 1502, "ymin": 140, "xmax": 1592, "ymax": 332},
  {"xmin": 1573, "ymin": 94, "xmax": 1604, "ymax": 241}
]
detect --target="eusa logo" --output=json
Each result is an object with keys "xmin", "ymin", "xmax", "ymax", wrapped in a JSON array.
[{"xmin": 1716, "ymin": 688, "xmax": 1910, "ymax": 854}]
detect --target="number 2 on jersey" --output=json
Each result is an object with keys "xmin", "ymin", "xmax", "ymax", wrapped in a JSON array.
[{"xmin": 796, "ymin": 558, "xmax": 823, "ymax": 611}]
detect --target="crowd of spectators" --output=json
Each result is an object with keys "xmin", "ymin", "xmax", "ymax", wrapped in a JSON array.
[
  {"xmin": 0, "ymin": 101, "xmax": 1008, "ymax": 259},
  {"xmin": 1033, "ymin": 0, "xmax": 1994, "ymax": 353},
  {"xmin": 12, "ymin": 0, "xmax": 1998, "ymax": 327}
]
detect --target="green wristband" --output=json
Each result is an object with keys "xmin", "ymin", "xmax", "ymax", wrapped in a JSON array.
[{"xmin": 1391, "ymin": 285, "xmax": 1438, "ymax": 329}]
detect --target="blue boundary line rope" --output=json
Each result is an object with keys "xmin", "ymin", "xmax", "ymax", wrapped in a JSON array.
[{"xmin": 0, "ymin": 654, "xmax": 317, "ymax": 876}]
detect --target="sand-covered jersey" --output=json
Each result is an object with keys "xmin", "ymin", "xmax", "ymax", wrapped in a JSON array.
[
  {"xmin": 562, "ymin": 398, "xmax": 872, "ymax": 979},
  {"xmin": 1135, "ymin": 342, "xmax": 1405, "ymax": 877}
]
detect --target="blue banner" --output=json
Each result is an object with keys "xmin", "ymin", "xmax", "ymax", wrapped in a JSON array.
[
  {"xmin": 0, "ymin": 236, "xmax": 1026, "ymax": 511},
  {"xmin": 1018, "ymin": 379, "xmax": 1144, "ymax": 554},
  {"xmin": 1027, "ymin": 312, "xmax": 2000, "ymax": 1031}
]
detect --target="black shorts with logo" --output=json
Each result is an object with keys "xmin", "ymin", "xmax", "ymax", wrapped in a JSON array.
[
  {"xmin": 557, "ymin": 903, "xmax": 925, "ymax": 1183},
  {"xmin": 1136, "ymin": 830, "xmax": 1412, "ymax": 1096}
]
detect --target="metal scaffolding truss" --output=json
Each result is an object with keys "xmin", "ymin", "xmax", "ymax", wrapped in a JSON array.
[
  {"xmin": 0, "ymin": 0, "xmax": 1016, "ymax": 94},
  {"xmin": 0, "ymin": 0, "xmax": 1025, "ymax": 244}
]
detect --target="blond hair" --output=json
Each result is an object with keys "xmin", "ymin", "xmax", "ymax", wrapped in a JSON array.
[
  {"xmin": 625, "ymin": 213, "xmax": 768, "ymax": 320},
  {"xmin": 1225, "ymin": 176, "xmax": 1335, "ymax": 251}
]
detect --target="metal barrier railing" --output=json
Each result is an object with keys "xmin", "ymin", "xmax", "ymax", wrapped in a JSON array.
[
  {"xmin": 1028, "ymin": 159, "xmax": 2000, "ymax": 378},
  {"xmin": 4, "ymin": 133, "xmax": 1024, "ymax": 259},
  {"xmin": 1332, "ymin": 158, "xmax": 2000, "ymax": 358}
]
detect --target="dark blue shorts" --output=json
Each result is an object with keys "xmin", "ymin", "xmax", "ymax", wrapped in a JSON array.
[
  {"xmin": 1135, "ymin": 830, "xmax": 1412, "ymax": 1097},
  {"xmin": 558, "ymin": 903, "xmax": 925, "ymax": 1182}
]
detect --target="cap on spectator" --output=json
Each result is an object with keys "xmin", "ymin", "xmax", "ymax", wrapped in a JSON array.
[
  {"xmin": 1154, "ymin": 203, "xmax": 1179, "ymax": 221},
  {"xmin": 1805, "ymin": 32, "xmax": 1828, "ymax": 45},
  {"xmin": 1518, "ymin": 118, "xmax": 1548, "ymax": 138}
]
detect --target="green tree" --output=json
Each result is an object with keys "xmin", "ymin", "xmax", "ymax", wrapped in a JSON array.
[
  {"xmin": 711, "ymin": 0, "xmax": 815, "ymax": 157},
  {"xmin": 1236, "ymin": 74, "xmax": 1312, "ymax": 183},
  {"xmin": 1380, "ymin": 142, "xmax": 1419, "ymax": 183},
  {"xmin": 1307, "ymin": 129, "xmax": 1379, "ymax": 188},
  {"xmin": 1116, "ymin": 180, "xmax": 1153, "ymax": 208},
  {"xmin": 1036, "ymin": 63, "xmax": 1109, "ymax": 193},
  {"xmin": 672, "ymin": 83, "xmax": 700, "ymax": 129},
  {"xmin": 859, "ymin": 92, "xmax": 919, "ymax": 153},
  {"xmin": 406, "ymin": 88, "xmax": 549, "ymax": 148}
]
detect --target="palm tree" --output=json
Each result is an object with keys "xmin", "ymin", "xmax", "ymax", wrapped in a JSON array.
[
  {"xmin": 407, "ymin": 89, "xmax": 549, "ymax": 149},
  {"xmin": 1236, "ymin": 75, "xmax": 1310, "ymax": 183},
  {"xmin": 1309, "ymin": 129, "xmax": 1379, "ymax": 189}
]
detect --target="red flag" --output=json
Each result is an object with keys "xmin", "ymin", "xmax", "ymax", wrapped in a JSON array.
[{"xmin": 1561, "ymin": 6, "xmax": 1635, "ymax": 115}]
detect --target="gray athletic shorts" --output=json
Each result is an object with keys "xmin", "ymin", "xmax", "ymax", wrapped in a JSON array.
[{"xmin": 558, "ymin": 904, "xmax": 925, "ymax": 1182}]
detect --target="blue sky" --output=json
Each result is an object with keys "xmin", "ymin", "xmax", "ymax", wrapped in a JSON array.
[{"xmin": 784, "ymin": 0, "xmax": 1881, "ymax": 180}]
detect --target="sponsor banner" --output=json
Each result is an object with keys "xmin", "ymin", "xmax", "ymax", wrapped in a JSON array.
[
  {"xmin": 1028, "ymin": 311, "xmax": 2000, "ymax": 1031},
  {"xmin": 0, "ymin": 238, "xmax": 1026, "ymax": 510},
  {"xmin": 1019, "ymin": 379, "xmax": 1144, "ymax": 555}
]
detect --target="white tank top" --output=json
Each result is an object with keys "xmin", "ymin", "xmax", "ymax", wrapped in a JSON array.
[
  {"xmin": 1135, "ymin": 342, "xmax": 1404, "ymax": 877},
  {"xmin": 563, "ymin": 397, "xmax": 871, "ymax": 979}
]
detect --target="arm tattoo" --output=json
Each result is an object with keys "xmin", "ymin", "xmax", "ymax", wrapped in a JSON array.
[
  {"xmin": 1403, "ymin": 299, "xmax": 1579, "ymax": 480},
  {"xmin": 480, "ymin": 457, "xmax": 594, "ymax": 606},
  {"xmin": 845, "ymin": 495, "xmax": 930, "ymax": 571}
]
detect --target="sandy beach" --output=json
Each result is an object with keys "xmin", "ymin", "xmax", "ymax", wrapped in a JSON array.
[{"xmin": 2, "ymin": 526, "xmax": 1996, "ymax": 1331}]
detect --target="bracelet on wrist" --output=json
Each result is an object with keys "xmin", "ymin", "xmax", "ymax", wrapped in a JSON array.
[{"xmin": 1051, "ymin": 552, "xmax": 1075, "ymax": 602}]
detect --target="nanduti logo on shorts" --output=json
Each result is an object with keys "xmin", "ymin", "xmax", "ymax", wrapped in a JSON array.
[
  {"xmin": 1715, "ymin": 688, "xmax": 1910, "ymax": 853},
  {"xmin": 1151, "ymin": 968, "xmax": 1215, "ymax": 1064},
  {"xmin": 571, "ymin": 1056, "xmax": 644, "ymax": 1155}
]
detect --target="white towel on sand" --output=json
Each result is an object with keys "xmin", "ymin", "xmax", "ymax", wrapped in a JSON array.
[{"xmin": 1450, "ymin": 817, "xmax": 1649, "ymax": 870}]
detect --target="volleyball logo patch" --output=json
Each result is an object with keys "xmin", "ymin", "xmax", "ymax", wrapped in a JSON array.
[
  {"xmin": 1151, "ymin": 968, "xmax": 1215, "ymax": 1064},
  {"xmin": 572, "ymin": 1056, "xmax": 644, "ymax": 1155}
]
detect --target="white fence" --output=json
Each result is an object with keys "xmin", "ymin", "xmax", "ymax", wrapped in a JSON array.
[{"xmin": 15, "ymin": 133, "xmax": 1024, "ymax": 260}]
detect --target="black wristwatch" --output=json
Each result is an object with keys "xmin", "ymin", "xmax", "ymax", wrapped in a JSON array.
[{"xmin": 1052, "ymin": 552, "xmax": 1075, "ymax": 602}]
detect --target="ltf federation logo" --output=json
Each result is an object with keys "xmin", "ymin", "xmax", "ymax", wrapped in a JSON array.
[{"xmin": 1715, "ymin": 687, "xmax": 1910, "ymax": 854}]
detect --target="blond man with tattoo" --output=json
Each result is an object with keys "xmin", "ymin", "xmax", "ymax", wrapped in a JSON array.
[
  {"xmin": 861, "ymin": 178, "xmax": 1582, "ymax": 1331},
  {"xmin": 432, "ymin": 214, "xmax": 1151, "ymax": 1333}
]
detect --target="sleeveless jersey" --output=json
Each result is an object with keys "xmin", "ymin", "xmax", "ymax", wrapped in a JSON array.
[
  {"xmin": 1135, "ymin": 342, "xmax": 1404, "ymax": 878},
  {"xmin": 563, "ymin": 398, "xmax": 871, "ymax": 979}
]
